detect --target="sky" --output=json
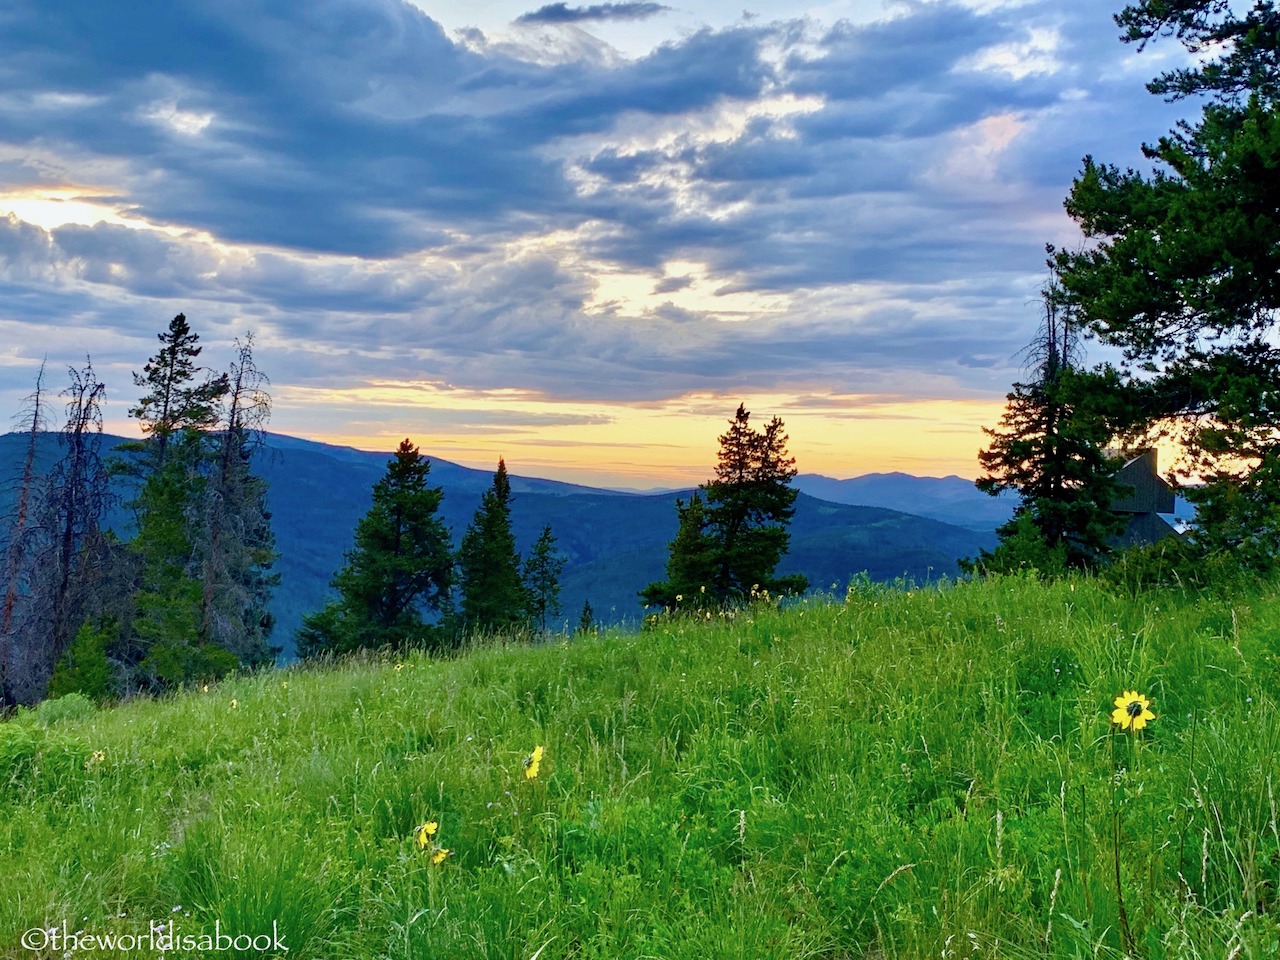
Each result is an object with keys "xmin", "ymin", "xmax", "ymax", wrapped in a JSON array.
[{"xmin": 0, "ymin": 0, "xmax": 1192, "ymax": 488}]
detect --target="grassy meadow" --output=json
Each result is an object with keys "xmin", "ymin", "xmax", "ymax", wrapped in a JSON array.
[{"xmin": 2, "ymin": 573, "xmax": 1279, "ymax": 958}]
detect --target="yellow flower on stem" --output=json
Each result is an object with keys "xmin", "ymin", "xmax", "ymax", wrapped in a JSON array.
[
  {"xmin": 1111, "ymin": 690, "xmax": 1155, "ymax": 731},
  {"xmin": 431, "ymin": 847, "xmax": 452, "ymax": 865},
  {"xmin": 524, "ymin": 745, "xmax": 545, "ymax": 780},
  {"xmin": 414, "ymin": 821, "xmax": 439, "ymax": 850}
]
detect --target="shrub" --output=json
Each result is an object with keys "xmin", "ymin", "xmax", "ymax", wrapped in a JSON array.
[
  {"xmin": 47, "ymin": 621, "xmax": 117, "ymax": 702},
  {"xmin": 34, "ymin": 692, "xmax": 98, "ymax": 726}
]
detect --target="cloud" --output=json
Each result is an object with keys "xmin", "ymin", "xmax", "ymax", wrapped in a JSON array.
[
  {"xmin": 653, "ymin": 275, "xmax": 694, "ymax": 294},
  {"xmin": 0, "ymin": 0, "xmax": 1201, "ymax": 480},
  {"xmin": 516, "ymin": 3, "xmax": 670, "ymax": 25},
  {"xmin": 0, "ymin": 0, "xmax": 776, "ymax": 258}
]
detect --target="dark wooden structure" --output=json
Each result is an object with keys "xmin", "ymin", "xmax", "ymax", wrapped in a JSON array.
[{"xmin": 1110, "ymin": 449, "xmax": 1179, "ymax": 547}]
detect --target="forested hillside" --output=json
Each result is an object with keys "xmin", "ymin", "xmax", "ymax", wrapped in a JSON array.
[{"xmin": 1, "ymin": 432, "xmax": 997, "ymax": 654}]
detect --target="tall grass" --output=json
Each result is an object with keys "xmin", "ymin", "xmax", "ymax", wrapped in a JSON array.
[{"xmin": 2, "ymin": 572, "xmax": 1278, "ymax": 958}]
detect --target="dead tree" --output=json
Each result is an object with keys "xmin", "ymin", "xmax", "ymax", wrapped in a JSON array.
[
  {"xmin": 198, "ymin": 335, "xmax": 278, "ymax": 665},
  {"xmin": 1, "ymin": 366, "xmax": 51, "ymax": 707},
  {"xmin": 46, "ymin": 360, "xmax": 111, "ymax": 661}
]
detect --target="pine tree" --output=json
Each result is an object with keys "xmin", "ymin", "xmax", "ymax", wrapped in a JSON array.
[
  {"xmin": 123, "ymin": 315, "xmax": 231, "ymax": 689},
  {"xmin": 643, "ymin": 405, "xmax": 806, "ymax": 608},
  {"xmin": 640, "ymin": 492, "xmax": 718, "ymax": 608},
  {"xmin": 971, "ymin": 283, "xmax": 1129, "ymax": 572},
  {"xmin": 577, "ymin": 599, "xmax": 595, "ymax": 634},
  {"xmin": 1054, "ymin": 0, "xmax": 1280, "ymax": 566},
  {"xmin": 129, "ymin": 313, "xmax": 228, "ymax": 467},
  {"xmin": 130, "ymin": 431, "xmax": 226, "ymax": 687},
  {"xmin": 46, "ymin": 620, "xmax": 114, "ymax": 702},
  {"xmin": 704, "ymin": 405, "xmax": 806, "ymax": 599},
  {"xmin": 297, "ymin": 439, "xmax": 453, "ymax": 656},
  {"xmin": 523, "ymin": 524, "xmax": 566, "ymax": 634},
  {"xmin": 458, "ymin": 459, "xmax": 529, "ymax": 635}
]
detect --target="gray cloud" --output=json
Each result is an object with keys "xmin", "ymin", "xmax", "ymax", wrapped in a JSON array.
[
  {"xmin": 653, "ymin": 275, "xmax": 694, "ymax": 294},
  {"xmin": 0, "ymin": 0, "xmax": 774, "ymax": 257},
  {"xmin": 516, "ymin": 3, "xmax": 670, "ymax": 25}
]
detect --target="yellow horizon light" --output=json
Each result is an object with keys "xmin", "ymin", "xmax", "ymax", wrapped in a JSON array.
[{"xmin": 267, "ymin": 385, "xmax": 1006, "ymax": 487}]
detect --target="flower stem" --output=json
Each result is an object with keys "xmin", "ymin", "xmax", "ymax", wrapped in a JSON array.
[
  {"xmin": 1111, "ymin": 731, "xmax": 1136, "ymax": 956},
  {"xmin": 1177, "ymin": 707, "xmax": 1198, "ymax": 884},
  {"xmin": 1113, "ymin": 805, "xmax": 1135, "ymax": 954},
  {"xmin": 1110, "ymin": 731, "xmax": 1136, "ymax": 956}
]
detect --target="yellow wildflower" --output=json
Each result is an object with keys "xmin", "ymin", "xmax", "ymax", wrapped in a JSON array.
[
  {"xmin": 524, "ymin": 744, "xmax": 545, "ymax": 780},
  {"xmin": 414, "ymin": 821, "xmax": 439, "ymax": 850},
  {"xmin": 431, "ymin": 847, "xmax": 452, "ymax": 865},
  {"xmin": 1111, "ymin": 690, "xmax": 1155, "ymax": 731}
]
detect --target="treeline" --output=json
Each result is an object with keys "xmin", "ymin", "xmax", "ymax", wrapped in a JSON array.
[
  {"xmin": 0, "ymin": 318, "xmax": 584, "ymax": 700},
  {"xmin": 0, "ymin": 319, "xmax": 813, "ymax": 702},
  {"xmin": 296, "ymin": 402, "xmax": 808, "ymax": 658},
  {"xmin": 0, "ymin": 314, "xmax": 276, "ymax": 707},
  {"xmin": 1, "ymin": 318, "xmax": 813, "ymax": 701},
  {"xmin": 294, "ymin": 448, "xmax": 573, "ymax": 657}
]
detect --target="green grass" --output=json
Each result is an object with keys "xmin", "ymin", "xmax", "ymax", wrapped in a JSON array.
[{"xmin": 3, "ymin": 573, "xmax": 1279, "ymax": 958}]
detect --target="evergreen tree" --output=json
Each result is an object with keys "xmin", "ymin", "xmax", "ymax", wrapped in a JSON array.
[
  {"xmin": 705, "ymin": 405, "xmax": 807, "ymax": 599},
  {"xmin": 46, "ymin": 620, "xmax": 115, "ymax": 702},
  {"xmin": 643, "ymin": 405, "xmax": 806, "ymax": 608},
  {"xmin": 577, "ymin": 599, "xmax": 595, "ymax": 634},
  {"xmin": 971, "ymin": 284, "xmax": 1129, "ymax": 572},
  {"xmin": 522, "ymin": 524, "xmax": 566, "ymax": 634},
  {"xmin": 1054, "ymin": 0, "xmax": 1280, "ymax": 565},
  {"xmin": 112, "ymin": 318, "xmax": 279, "ymax": 687},
  {"xmin": 458, "ymin": 459, "xmax": 528, "ymax": 635},
  {"xmin": 297, "ymin": 439, "xmax": 453, "ymax": 657},
  {"xmin": 123, "ymin": 315, "xmax": 230, "ymax": 689},
  {"xmin": 129, "ymin": 313, "xmax": 228, "ymax": 468},
  {"xmin": 641, "ymin": 491, "xmax": 718, "ymax": 608},
  {"xmin": 129, "ymin": 431, "xmax": 227, "ymax": 687}
]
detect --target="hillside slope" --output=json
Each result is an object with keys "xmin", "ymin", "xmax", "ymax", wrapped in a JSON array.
[{"xmin": 1, "ymin": 574, "xmax": 1276, "ymax": 957}]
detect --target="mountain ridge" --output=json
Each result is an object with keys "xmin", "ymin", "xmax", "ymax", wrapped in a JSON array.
[
  {"xmin": 792, "ymin": 471, "xmax": 1017, "ymax": 531},
  {"xmin": 0, "ymin": 431, "xmax": 998, "ymax": 655}
]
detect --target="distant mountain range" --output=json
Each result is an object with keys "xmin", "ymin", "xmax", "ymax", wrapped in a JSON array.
[
  {"xmin": 792, "ymin": 472, "xmax": 1017, "ymax": 532},
  {"xmin": 1, "ymin": 432, "xmax": 1002, "ymax": 656}
]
